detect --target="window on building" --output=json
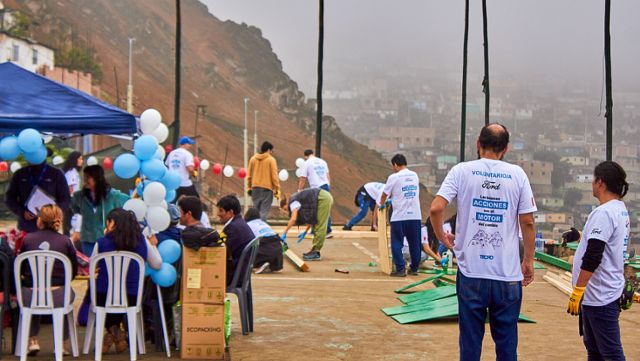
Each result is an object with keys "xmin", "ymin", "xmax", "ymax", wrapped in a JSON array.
[
  {"xmin": 12, "ymin": 44, "xmax": 19, "ymax": 61},
  {"xmin": 32, "ymin": 48, "xmax": 38, "ymax": 65}
]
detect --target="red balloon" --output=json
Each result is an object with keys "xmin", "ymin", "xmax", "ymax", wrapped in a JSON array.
[
  {"xmin": 193, "ymin": 156, "xmax": 201, "ymax": 170},
  {"xmin": 102, "ymin": 157, "xmax": 113, "ymax": 170},
  {"xmin": 212, "ymin": 163, "xmax": 222, "ymax": 175},
  {"xmin": 164, "ymin": 144, "xmax": 174, "ymax": 154},
  {"xmin": 0, "ymin": 161, "xmax": 8, "ymax": 172},
  {"xmin": 238, "ymin": 168, "xmax": 247, "ymax": 179}
]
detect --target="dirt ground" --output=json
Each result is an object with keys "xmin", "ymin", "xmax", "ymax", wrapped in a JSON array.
[{"xmin": 1, "ymin": 226, "xmax": 639, "ymax": 360}]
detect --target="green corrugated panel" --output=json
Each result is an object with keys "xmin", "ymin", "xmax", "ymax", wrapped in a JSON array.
[
  {"xmin": 419, "ymin": 269, "xmax": 458, "ymax": 275},
  {"xmin": 382, "ymin": 295, "xmax": 458, "ymax": 316},
  {"xmin": 565, "ymin": 242, "xmax": 579, "ymax": 250},
  {"xmin": 535, "ymin": 251, "xmax": 572, "ymax": 271},
  {"xmin": 517, "ymin": 314, "xmax": 537, "ymax": 323},
  {"xmin": 394, "ymin": 274, "xmax": 444, "ymax": 293},
  {"xmin": 534, "ymin": 262, "xmax": 546, "ymax": 269},
  {"xmin": 392, "ymin": 302, "xmax": 460, "ymax": 324},
  {"xmin": 398, "ymin": 285, "xmax": 456, "ymax": 304}
]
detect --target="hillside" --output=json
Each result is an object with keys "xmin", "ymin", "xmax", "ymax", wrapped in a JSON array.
[{"xmin": 11, "ymin": 0, "xmax": 435, "ymax": 220}]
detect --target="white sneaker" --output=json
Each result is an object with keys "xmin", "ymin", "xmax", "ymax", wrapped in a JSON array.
[
  {"xmin": 27, "ymin": 337, "xmax": 40, "ymax": 356},
  {"xmin": 255, "ymin": 262, "xmax": 271, "ymax": 274}
]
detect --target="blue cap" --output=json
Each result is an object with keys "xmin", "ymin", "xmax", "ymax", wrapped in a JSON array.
[{"xmin": 179, "ymin": 136, "xmax": 195, "ymax": 145}]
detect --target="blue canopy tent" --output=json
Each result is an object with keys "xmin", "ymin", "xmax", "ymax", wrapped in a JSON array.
[{"xmin": 0, "ymin": 62, "xmax": 137, "ymax": 135}]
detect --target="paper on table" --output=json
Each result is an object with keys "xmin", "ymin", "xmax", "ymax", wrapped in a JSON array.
[{"xmin": 26, "ymin": 186, "xmax": 56, "ymax": 215}]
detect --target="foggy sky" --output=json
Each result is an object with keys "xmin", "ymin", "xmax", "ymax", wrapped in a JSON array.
[{"xmin": 201, "ymin": 0, "xmax": 640, "ymax": 96}]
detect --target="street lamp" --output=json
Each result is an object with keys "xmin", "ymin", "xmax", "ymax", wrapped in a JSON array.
[
  {"xmin": 243, "ymin": 97, "xmax": 249, "ymax": 211},
  {"xmin": 127, "ymin": 37, "xmax": 135, "ymax": 113},
  {"xmin": 254, "ymin": 110, "xmax": 259, "ymax": 153}
]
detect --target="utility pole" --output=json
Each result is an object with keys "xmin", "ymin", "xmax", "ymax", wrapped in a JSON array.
[
  {"xmin": 604, "ymin": 0, "xmax": 613, "ymax": 161},
  {"xmin": 254, "ymin": 110, "xmax": 259, "ymax": 153},
  {"xmin": 127, "ymin": 37, "xmax": 135, "ymax": 113},
  {"xmin": 194, "ymin": 105, "xmax": 206, "ymax": 159},
  {"xmin": 172, "ymin": 0, "xmax": 182, "ymax": 148},
  {"xmin": 315, "ymin": 0, "xmax": 324, "ymax": 157},
  {"xmin": 482, "ymin": 0, "xmax": 490, "ymax": 125},
  {"xmin": 243, "ymin": 97, "xmax": 250, "ymax": 211},
  {"xmin": 460, "ymin": 0, "xmax": 469, "ymax": 162}
]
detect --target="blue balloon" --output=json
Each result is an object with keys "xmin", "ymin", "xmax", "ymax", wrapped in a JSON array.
[
  {"xmin": 17, "ymin": 128, "xmax": 42, "ymax": 153},
  {"xmin": 151, "ymin": 263, "xmax": 177, "ymax": 287},
  {"xmin": 114, "ymin": 153, "xmax": 141, "ymax": 179},
  {"xmin": 158, "ymin": 239, "xmax": 181, "ymax": 264},
  {"xmin": 165, "ymin": 189, "xmax": 176, "ymax": 202},
  {"xmin": 24, "ymin": 145, "xmax": 47, "ymax": 164},
  {"xmin": 144, "ymin": 262, "xmax": 153, "ymax": 276},
  {"xmin": 137, "ymin": 179, "xmax": 150, "ymax": 196},
  {"xmin": 134, "ymin": 135, "xmax": 158, "ymax": 161},
  {"xmin": 0, "ymin": 136, "xmax": 21, "ymax": 161},
  {"xmin": 141, "ymin": 158, "xmax": 167, "ymax": 181},
  {"xmin": 159, "ymin": 170, "xmax": 181, "ymax": 191}
]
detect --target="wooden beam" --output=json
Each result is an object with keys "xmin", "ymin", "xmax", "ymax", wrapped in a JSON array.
[
  {"xmin": 284, "ymin": 249, "xmax": 309, "ymax": 272},
  {"xmin": 377, "ymin": 207, "xmax": 393, "ymax": 275},
  {"xmin": 543, "ymin": 273, "xmax": 572, "ymax": 296}
]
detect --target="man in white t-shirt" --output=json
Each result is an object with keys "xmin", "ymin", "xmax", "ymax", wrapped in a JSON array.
[
  {"xmin": 298, "ymin": 149, "xmax": 332, "ymax": 237},
  {"xmin": 343, "ymin": 182, "xmax": 384, "ymax": 231},
  {"xmin": 165, "ymin": 136, "xmax": 198, "ymax": 200},
  {"xmin": 379, "ymin": 154, "xmax": 422, "ymax": 277},
  {"xmin": 430, "ymin": 123, "xmax": 536, "ymax": 361}
]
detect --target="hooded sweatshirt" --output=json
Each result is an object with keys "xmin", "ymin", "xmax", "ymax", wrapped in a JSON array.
[{"xmin": 248, "ymin": 152, "xmax": 280, "ymax": 193}]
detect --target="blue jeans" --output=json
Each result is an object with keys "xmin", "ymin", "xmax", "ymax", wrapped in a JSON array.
[
  {"xmin": 582, "ymin": 301, "xmax": 626, "ymax": 360},
  {"xmin": 390, "ymin": 219, "xmax": 421, "ymax": 272},
  {"xmin": 457, "ymin": 272, "xmax": 522, "ymax": 361},
  {"xmin": 319, "ymin": 184, "xmax": 332, "ymax": 233},
  {"xmin": 346, "ymin": 194, "xmax": 375, "ymax": 227}
]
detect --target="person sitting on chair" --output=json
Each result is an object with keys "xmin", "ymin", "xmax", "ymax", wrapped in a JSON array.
[
  {"xmin": 216, "ymin": 195, "xmax": 254, "ymax": 285},
  {"xmin": 19, "ymin": 204, "xmax": 77, "ymax": 356}
]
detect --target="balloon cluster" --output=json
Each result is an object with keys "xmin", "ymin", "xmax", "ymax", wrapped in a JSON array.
[
  {"xmin": 294, "ymin": 157, "xmax": 306, "ymax": 178},
  {"xmin": 145, "ymin": 239, "xmax": 181, "ymax": 287},
  {"xmin": 0, "ymin": 128, "xmax": 47, "ymax": 170}
]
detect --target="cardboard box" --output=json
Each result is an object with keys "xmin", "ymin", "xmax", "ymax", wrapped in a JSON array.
[
  {"xmin": 181, "ymin": 303, "xmax": 225, "ymax": 360},
  {"xmin": 182, "ymin": 246, "xmax": 226, "ymax": 304}
]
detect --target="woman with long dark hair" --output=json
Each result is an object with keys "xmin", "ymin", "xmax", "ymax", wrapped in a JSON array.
[
  {"xmin": 62, "ymin": 151, "xmax": 83, "ymax": 236},
  {"xmin": 71, "ymin": 165, "xmax": 129, "ymax": 255},
  {"xmin": 569, "ymin": 161, "xmax": 630, "ymax": 359},
  {"xmin": 93, "ymin": 208, "xmax": 162, "ymax": 354}
]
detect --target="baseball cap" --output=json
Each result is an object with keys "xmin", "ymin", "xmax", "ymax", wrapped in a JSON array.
[
  {"xmin": 179, "ymin": 136, "xmax": 195, "ymax": 145},
  {"xmin": 167, "ymin": 204, "xmax": 181, "ymax": 225}
]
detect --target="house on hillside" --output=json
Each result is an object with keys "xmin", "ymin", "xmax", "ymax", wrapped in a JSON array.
[{"xmin": 0, "ymin": 31, "xmax": 54, "ymax": 73}]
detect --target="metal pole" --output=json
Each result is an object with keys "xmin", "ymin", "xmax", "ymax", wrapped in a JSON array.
[
  {"xmin": 243, "ymin": 97, "xmax": 249, "ymax": 212},
  {"xmin": 254, "ymin": 110, "xmax": 258, "ymax": 153},
  {"xmin": 127, "ymin": 37, "xmax": 135, "ymax": 113},
  {"xmin": 172, "ymin": 0, "xmax": 182, "ymax": 148},
  {"xmin": 604, "ymin": 0, "xmax": 613, "ymax": 161},
  {"xmin": 482, "ymin": 0, "xmax": 490, "ymax": 125},
  {"xmin": 315, "ymin": 0, "xmax": 324, "ymax": 157},
  {"xmin": 194, "ymin": 105, "xmax": 205, "ymax": 159},
  {"xmin": 460, "ymin": 0, "xmax": 469, "ymax": 162}
]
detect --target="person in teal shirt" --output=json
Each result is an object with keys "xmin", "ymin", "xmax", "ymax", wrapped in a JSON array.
[{"xmin": 71, "ymin": 165, "xmax": 129, "ymax": 255}]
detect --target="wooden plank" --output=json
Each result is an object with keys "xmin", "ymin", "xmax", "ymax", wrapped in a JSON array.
[
  {"xmin": 394, "ymin": 274, "xmax": 444, "ymax": 294},
  {"xmin": 543, "ymin": 273, "xmax": 572, "ymax": 296},
  {"xmin": 535, "ymin": 251, "xmax": 572, "ymax": 271},
  {"xmin": 377, "ymin": 207, "xmax": 393, "ymax": 275},
  {"xmin": 284, "ymin": 249, "xmax": 309, "ymax": 272},
  {"xmin": 398, "ymin": 285, "xmax": 456, "ymax": 304}
]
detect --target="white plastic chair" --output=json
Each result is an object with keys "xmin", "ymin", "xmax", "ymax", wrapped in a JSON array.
[
  {"xmin": 82, "ymin": 251, "xmax": 146, "ymax": 361},
  {"xmin": 13, "ymin": 250, "xmax": 79, "ymax": 361}
]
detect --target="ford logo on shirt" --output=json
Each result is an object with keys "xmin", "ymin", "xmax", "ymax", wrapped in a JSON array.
[{"xmin": 479, "ymin": 255, "xmax": 494, "ymax": 260}]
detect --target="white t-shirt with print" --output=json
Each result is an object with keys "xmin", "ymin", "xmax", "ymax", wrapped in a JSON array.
[
  {"xmin": 383, "ymin": 168, "xmax": 421, "ymax": 222},
  {"xmin": 165, "ymin": 148, "xmax": 194, "ymax": 187},
  {"xmin": 364, "ymin": 182, "xmax": 385, "ymax": 205},
  {"xmin": 437, "ymin": 158, "xmax": 537, "ymax": 282},
  {"xmin": 301, "ymin": 156, "xmax": 329, "ymax": 188},
  {"xmin": 65, "ymin": 168, "xmax": 81, "ymax": 194},
  {"xmin": 572, "ymin": 200, "xmax": 629, "ymax": 306},
  {"xmin": 247, "ymin": 219, "xmax": 277, "ymax": 238}
]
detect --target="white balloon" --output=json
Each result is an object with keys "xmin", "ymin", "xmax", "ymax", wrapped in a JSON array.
[
  {"xmin": 223, "ymin": 165, "xmax": 234, "ymax": 177},
  {"xmin": 43, "ymin": 135, "xmax": 53, "ymax": 144},
  {"xmin": 142, "ymin": 226, "xmax": 152, "ymax": 237},
  {"xmin": 140, "ymin": 108, "xmax": 162, "ymax": 134},
  {"xmin": 86, "ymin": 156, "xmax": 98, "ymax": 166},
  {"xmin": 160, "ymin": 200, "xmax": 168, "ymax": 210},
  {"xmin": 10, "ymin": 162, "xmax": 22, "ymax": 173},
  {"xmin": 295, "ymin": 158, "xmax": 305, "ymax": 168},
  {"xmin": 200, "ymin": 159, "xmax": 210, "ymax": 171},
  {"xmin": 123, "ymin": 198, "xmax": 148, "ymax": 222},
  {"xmin": 52, "ymin": 155, "xmax": 64, "ymax": 166},
  {"xmin": 146, "ymin": 206, "xmax": 170, "ymax": 232},
  {"xmin": 143, "ymin": 182, "xmax": 167, "ymax": 206},
  {"xmin": 295, "ymin": 168, "xmax": 304, "ymax": 178},
  {"xmin": 278, "ymin": 169, "xmax": 289, "ymax": 182},
  {"xmin": 156, "ymin": 145, "xmax": 166, "ymax": 159},
  {"xmin": 151, "ymin": 123, "xmax": 169, "ymax": 143}
]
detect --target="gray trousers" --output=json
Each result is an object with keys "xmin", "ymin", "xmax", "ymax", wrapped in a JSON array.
[
  {"xmin": 22, "ymin": 287, "xmax": 75, "ymax": 339},
  {"xmin": 251, "ymin": 187, "xmax": 274, "ymax": 221}
]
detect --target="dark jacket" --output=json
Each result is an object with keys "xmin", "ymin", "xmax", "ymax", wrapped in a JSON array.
[
  {"xmin": 20, "ymin": 229, "xmax": 78, "ymax": 287},
  {"xmin": 95, "ymin": 233, "xmax": 147, "ymax": 295},
  {"xmin": 222, "ymin": 214, "xmax": 254, "ymax": 285},
  {"xmin": 5, "ymin": 164, "xmax": 70, "ymax": 232},
  {"xmin": 290, "ymin": 188, "xmax": 321, "ymax": 226},
  {"xmin": 156, "ymin": 226, "xmax": 182, "ymax": 244}
]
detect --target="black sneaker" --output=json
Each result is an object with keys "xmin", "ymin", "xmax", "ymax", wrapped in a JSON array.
[
  {"xmin": 408, "ymin": 270, "xmax": 419, "ymax": 276},
  {"xmin": 342, "ymin": 225, "xmax": 352, "ymax": 231},
  {"xmin": 390, "ymin": 270, "xmax": 406, "ymax": 277},
  {"xmin": 303, "ymin": 251, "xmax": 322, "ymax": 261}
]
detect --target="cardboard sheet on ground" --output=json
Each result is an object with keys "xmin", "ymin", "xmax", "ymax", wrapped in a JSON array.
[{"xmin": 398, "ymin": 285, "xmax": 457, "ymax": 304}]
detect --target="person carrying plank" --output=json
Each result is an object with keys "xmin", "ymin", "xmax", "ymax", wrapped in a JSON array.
[
  {"xmin": 430, "ymin": 123, "xmax": 537, "ymax": 361},
  {"xmin": 280, "ymin": 188, "xmax": 333, "ymax": 261}
]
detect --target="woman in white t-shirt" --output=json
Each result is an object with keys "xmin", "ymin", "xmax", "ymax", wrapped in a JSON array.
[
  {"xmin": 568, "ymin": 161, "xmax": 630, "ymax": 360},
  {"xmin": 62, "ymin": 151, "xmax": 83, "ymax": 235}
]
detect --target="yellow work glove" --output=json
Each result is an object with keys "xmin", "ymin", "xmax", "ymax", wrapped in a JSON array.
[
  {"xmin": 567, "ymin": 286, "xmax": 585, "ymax": 316},
  {"xmin": 274, "ymin": 190, "xmax": 281, "ymax": 200}
]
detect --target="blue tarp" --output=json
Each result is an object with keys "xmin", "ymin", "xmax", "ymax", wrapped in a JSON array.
[{"xmin": 0, "ymin": 62, "xmax": 137, "ymax": 135}]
